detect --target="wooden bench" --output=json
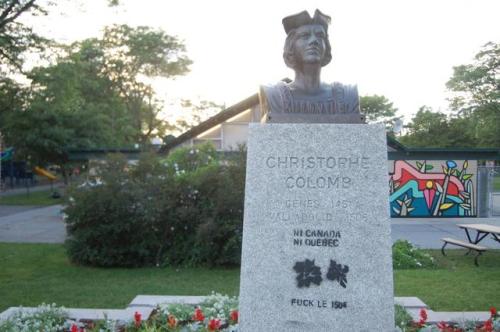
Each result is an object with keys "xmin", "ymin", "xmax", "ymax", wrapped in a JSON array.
[{"xmin": 441, "ymin": 237, "xmax": 488, "ymax": 266}]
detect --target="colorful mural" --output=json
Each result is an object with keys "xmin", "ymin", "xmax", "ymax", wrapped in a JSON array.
[{"xmin": 389, "ymin": 160, "xmax": 477, "ymax": 217}]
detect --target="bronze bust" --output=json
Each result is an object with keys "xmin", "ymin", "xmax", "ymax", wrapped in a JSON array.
[{"xmin": 260, "ymin": 9, "xmax": 365, "ymax": 124}]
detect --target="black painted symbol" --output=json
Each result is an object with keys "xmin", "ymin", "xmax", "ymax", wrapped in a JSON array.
[
  {"xmin": 326, "ymin": 260, "xmax": 349, "ymax": 288},
  {"xmin": 293, "ymin": 259, "xmax": 322, "ymax": 288}
]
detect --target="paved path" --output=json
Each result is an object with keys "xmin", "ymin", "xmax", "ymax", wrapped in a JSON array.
[
  {"xmin": 0, "ymin": 204, "xmax": 499, "ymax": 249},
  {"xmin": 0, "ymin": 205, "xmax": 42, "ymax": 217},
  {"xmin": 392, "ymin": 216, "xmax": 500, "ymax": 249},
  {"xmin": 0, "ymin": 205, "xmax": 66, "ymax": 243}
]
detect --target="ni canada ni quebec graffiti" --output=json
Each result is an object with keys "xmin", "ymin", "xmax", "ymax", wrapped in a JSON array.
[{"xmin": 389, "ymin": 160, "xmax": 476, "ymax": 218}]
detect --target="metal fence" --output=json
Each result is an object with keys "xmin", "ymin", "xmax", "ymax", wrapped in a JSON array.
[{"xmin": 477, "ymin": 166, "xmax": 500, "ymax": 217}]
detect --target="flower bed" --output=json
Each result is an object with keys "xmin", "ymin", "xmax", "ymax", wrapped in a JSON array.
[
  {"xmin": 128, "ymin": 293, "xmax": 239, "ymax": 332},
  {"xmin": 1, "ymin": 294, "xmax": 498, "ymax": 332},
  {"xmin": 402, "ymin": 307, "xmax": 500, "ymax": 332}
]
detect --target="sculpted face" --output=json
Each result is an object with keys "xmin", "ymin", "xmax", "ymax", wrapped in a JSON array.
[{"xmin": 292, "ymin": 24, "xmax": 327, "ymax": 65}]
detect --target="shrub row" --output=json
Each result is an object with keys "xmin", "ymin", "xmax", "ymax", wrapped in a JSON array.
[{"xmin": 64, "ymin": 143, "xmax": 245, "ymax": 267}]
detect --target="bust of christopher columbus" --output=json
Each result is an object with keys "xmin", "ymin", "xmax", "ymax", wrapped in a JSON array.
[{"xmin": 260, "ymin": 9, "xmax": 365, "ymax": 124}]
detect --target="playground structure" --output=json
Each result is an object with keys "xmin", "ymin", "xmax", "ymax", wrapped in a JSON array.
[
  {"xmin": 1, "ymin": 147, "xmax": 57, "ymax": 189},
  {"xmin": 33, "ymin": 166, "xmax": 57, "ymax": 181}
]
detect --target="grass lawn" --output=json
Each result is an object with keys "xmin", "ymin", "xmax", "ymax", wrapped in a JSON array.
[
  {"xmin": 0, "ymin": 243, "xmax": 239, "ymax": 313},
  {"xmin": 0, "ymin": 243, "xmax": 499, "ymax": 313},
  {"xmin": 0, "ymin": 190, "xmax": 63, "ymax": 206},
  {"xmin": 494, "ymin": 176, "xmax": 500, "ymax": 191},
  {"xmin": 394, "ymin": 249, "xmax": 500, "ymax": 311}
]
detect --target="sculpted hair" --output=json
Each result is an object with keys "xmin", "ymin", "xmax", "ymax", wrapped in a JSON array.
[{"xmin": 283, "ymin": 27, "xmax": 332, "ymax": 70}]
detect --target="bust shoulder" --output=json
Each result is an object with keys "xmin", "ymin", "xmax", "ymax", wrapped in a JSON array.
[
  {"xmin": 259, "ymin": 81, "xmax": 363, "ymax": 123},
  {"xmin": 332, "ymin": 82, "xmax": 360, "ymax": 114},
  {"xmin": 259, "ymin": 82, "xmax": 287, "ymax": 114},
  {"xmin": 260, "ymin": 81, "xmax": 359, "ymax": 111}
]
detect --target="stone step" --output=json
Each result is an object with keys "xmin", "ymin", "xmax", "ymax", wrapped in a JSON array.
[
  {"xmin": 406, "ymin": 308, "xmax": 491, "ymax": 324},
  {"xmin": 394, "ymin": 297, "xmax": 427, "ymax": 309},
  {"xmin": 128, "ymin": 295, "xmax": 207, "ymax": 309}
]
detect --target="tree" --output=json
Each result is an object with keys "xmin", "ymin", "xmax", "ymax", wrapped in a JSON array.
[
  {"xmin": 98, "ymin": 24, "xmax": 192, "ymax": 144},
  {"xmin": 399, "ymin": 106, "xmax": 449, "ymax": 148},
  {"xmin": 175, "ymin": 99, "xmax": 224, "ymax": 133},
  {"xmin": 401, "ymin": 42, "xmax": 499, "ymax": 149},
  {"xmin": 360, "ymin": 94, "xmax": 399, "ymax": 126},
  {"xmin": 1, "ymin": 39, "xmax": 133, "ymax": 181},
  {"xmin": 446, "ymin": 41, "xmax": 499, "ymax": 147},
  {"xmin": 399, "ymin": 106, "xmax": 475, "ymax": 148},
  {"xmin": 1, "ymin": 23, "xmax": 194, "ymax": 179},
  {"xmin": 0, "ymin": 76, "xmax": 25, "ymax": 117},
  {"xmin": 0, "ymin": 0, "xmax": 120, "ymax": 72},
  {"xmin": 0, "ymin": 0, "xmax": 47, "ymax": 72}
]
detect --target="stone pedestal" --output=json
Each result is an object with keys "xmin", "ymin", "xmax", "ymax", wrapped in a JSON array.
[{"xmin": 239, "ymin": 123, "xmax": 394, "ymax": 331}]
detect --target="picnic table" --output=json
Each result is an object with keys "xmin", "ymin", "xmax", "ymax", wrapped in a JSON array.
[
  {"xmin": 441, "ymin": 223, "xmax": 500, "ymax": 266},
  {"xmin": 458, "ymin": 223, "xmax": 500, "ymax": 244}
]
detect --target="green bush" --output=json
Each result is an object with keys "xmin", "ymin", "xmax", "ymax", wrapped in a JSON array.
[
  {"xmin": 64, "ymin": 153, "xmax": 163, "ymax": 267},
  {"xmin": 64, "ymin": 143, "xmax": 245, "ymax": 267},
  {"xmin": 392, "ymin": 240, "xmax": 436, "ymax": 269},
  {"xmin": 394, "ymin": 304, "xmax": 413, "ymax": 330}
]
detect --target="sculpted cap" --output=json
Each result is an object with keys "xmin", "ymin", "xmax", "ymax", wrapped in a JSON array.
[{"xmin": 282, "ymin": 9, "xmax": 331, "ymax": 34}]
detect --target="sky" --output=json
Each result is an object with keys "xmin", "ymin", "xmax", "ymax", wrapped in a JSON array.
[{"xmin": 25, "ymin": 0, "xmax": 500, "ymax": 125}]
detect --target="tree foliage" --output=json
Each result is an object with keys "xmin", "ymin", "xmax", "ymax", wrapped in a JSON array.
[
  {"xmin": 0, "ymin": 0, "xmax": 47, "ymax": 72},
  {"xmin": 1, "ymin": 24, "xmax": 192, "ymax": 174},
  {"xmin": 2, "ymin": 41, "xmax": 130, "ymax": 171},
  {"xmin": 447, "ymin": 42, "xmax": 499, "ymax": 112},
  {"xmin": 99, "ymin": 24, "xmax": 192, "ymax": 143},
  {"xmin": 399, "ymin": 106, "xmax": 475, "ymax": 148},
  {"xmin": 446, "ymin": 41, "xmax": 499, "ymax": 147},
  {"xmin": 0, "ymin": 76, "xmax": 25, "ymax": 116},
  {"xmin": 401, "ymin": 42, "xmax": 499, "ymax": 148},
  {"xmin": 175, "ymin": 99, "xmax": 224, "ymax": 133},
  {"xmin": 360, "ymin": 94, "xmax": 398, "ymax": 125}
]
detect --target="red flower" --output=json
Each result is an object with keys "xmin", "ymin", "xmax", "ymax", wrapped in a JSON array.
[
  {"xmin": 193, "ymin": 307, "xmax": 205, "ymax": 322},
  {"xmin": 167, "ymin": 314, "xmax": 178, "ymax": 328},
  {"xmin": 417, "ymin": 308, "xmax": 428, "ymax": 327},
  {"xmin": 134, "ymin": 311, "xmax": 142, "ymax": 328},
  {"xmin": 437, "ymin": 321, "xmax": 449, "ymax": 330},
  {"xmin": 71, "ymin": 324, "xmax": 78, "ymax": 332},
  {"xmin": 420, "ymin": 308, "xmax": 428, "ymax": 321},
  {"xmin": 230, "ymin": 310, "xmax": 238, "ymax": 323},
  {"xmin": 483, "ymin": 319, "xmax": 493, "ymax": 332},
  {"xmin": 207, "ymin": 318, "xmax": 221, "ymax": 331},
  {"xmin": 436, "ymin": 321, "xmax": 463, "ymax": 332},
  {"xmin": 490, "ymin": 306, "xmax": 497, "ymax": 318}
]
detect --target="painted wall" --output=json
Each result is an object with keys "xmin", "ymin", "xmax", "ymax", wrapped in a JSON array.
[{"xmin": 388, "ymin": 160, "xmax": 477, "ymax": 217}]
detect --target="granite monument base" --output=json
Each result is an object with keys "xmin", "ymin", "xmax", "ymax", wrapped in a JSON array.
[{"xmin": 239, "ymin": 123, "xmax": 395, "ymax": 331}]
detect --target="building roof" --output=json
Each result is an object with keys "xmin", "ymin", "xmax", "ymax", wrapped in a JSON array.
[{"xmin": 159, "ymin": 93, "xmax": 260, "ymax": 154}]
